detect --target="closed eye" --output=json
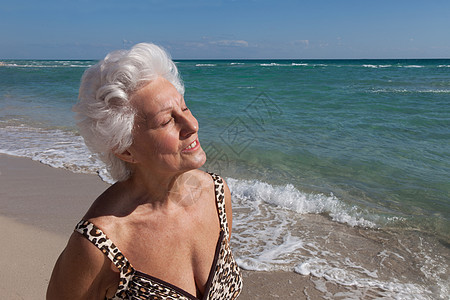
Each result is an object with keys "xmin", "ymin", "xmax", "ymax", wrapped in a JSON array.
[
  {"xmin": 161, "ymin": 107, "xmax": 188, "ymax": 126},
  {"xmin": 162, "ymin": 118, "xmax": 173, "ymax": 126}
]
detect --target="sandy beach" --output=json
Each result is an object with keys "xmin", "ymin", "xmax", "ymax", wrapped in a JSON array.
[{"xmin": 1, "ymin": 154, "xmax": 355, "ymax": 299}]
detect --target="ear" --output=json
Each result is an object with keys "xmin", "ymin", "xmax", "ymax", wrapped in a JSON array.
[{"xmin": 115, "ymin": 149, "xmax": 136, "ymax": 164}]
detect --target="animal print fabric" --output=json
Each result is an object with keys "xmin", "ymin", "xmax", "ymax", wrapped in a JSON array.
[{"xmin": 75, "ymin": 173, "xmax": 242, "ymax": 300}]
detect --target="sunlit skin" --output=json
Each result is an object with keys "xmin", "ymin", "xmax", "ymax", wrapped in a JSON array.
[
  {"xmin": 126, "ymin": 77, "xmax": 206, "ymax": 176},
  {"xmin": 117, "ymin": 77, "xmax": 207, "ymax": 205},
  {"xmin": 46, "ymin": 78, "xmax": 233, "ymax": 299}
]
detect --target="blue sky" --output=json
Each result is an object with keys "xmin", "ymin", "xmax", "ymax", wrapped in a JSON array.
[{"xmin": 1, "ymin": 0, "xmax": 449, "ymax": 59}]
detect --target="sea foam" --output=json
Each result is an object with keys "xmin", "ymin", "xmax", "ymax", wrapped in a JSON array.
[
  {"xmin": 195, "ymin": 64, "xmax": 217, "ymax": 67},
  {"xmin": 227, "ymin": 179, "xmax": 447, "ymax": 298},
  {"xmin": 363, "ymin": 64, "xmax": 392, "ymax": 68},
  {"xmin": 0, "ymin": 125, "xmax": 110, "ymax": 181},
  {"xmin": 227, "ymin": 177, "xmax": 376, "ymax": 228},
  {"xmin": 260, "ymin": 63, "xmax": 282, "ymax": 66}
]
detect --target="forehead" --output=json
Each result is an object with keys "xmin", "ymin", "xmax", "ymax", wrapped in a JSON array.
[{"xmin": 131, "ymin": 77, "xmax": 182, "ymax": 114}]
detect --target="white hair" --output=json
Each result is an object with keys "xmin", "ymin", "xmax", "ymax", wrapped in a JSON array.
[{"xmin": 74, "ymin": 43, "xmax": 184, "ymax": 182}]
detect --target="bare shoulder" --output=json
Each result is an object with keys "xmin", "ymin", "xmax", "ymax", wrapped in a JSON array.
[
  {"xmin": 82, "ymin": 181, "xmax": 131, "ymax": 222},
  {"xmin": 47, "ymin": 231, "xmax": 119, "ymax": 299},
  {"xmin": 187, "ymin": 169, "xmax": 214, "ymax": 184},
  {"xmin": 188, "ymin": 169, "xmax": 226, "ymax": 187},
  {"xmin": 195, "ymin": 170, "xmax": 234, "ymax": 237}
]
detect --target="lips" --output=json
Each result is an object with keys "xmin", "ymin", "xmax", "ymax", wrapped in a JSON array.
[{"xmin": 182, "ymin": 139, "xmax": 200, "ymax": 152}]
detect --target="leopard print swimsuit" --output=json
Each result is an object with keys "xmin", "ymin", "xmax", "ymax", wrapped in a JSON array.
[{"xmin": 75, "ymin": 173, "xmax": 242, "ymax": 300}]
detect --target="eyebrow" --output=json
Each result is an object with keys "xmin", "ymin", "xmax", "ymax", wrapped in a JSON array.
[
  {"xmin": 155, "ymin": 106, "xmax": 173, "ymax": 116},
  {"xmin": 154, "ymin": 96, "xmax": 185, "ymax": 116}
]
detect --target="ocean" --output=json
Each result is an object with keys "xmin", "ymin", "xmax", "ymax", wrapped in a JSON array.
[{"xmin": 1, "ymin": 59, "xmax": 449, "ymax": 299}]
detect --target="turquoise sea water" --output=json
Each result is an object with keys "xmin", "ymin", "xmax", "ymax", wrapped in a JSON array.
[
  {"xmin": 1, "ymin": 59, "xmax": 449, "ymax": 298},
  {"xmin": 185, "ymin": 60, "xmax": 450, "ymax": 237}
]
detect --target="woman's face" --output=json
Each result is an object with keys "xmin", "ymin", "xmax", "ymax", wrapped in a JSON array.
[{"xmin": 126, "ymin": 77, "xmax": 206, "ymax": 176}]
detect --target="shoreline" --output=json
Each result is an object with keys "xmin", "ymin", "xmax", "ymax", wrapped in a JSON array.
[{"xmin": 1, "ymin": 154, "xmax": 346, "ymax": 299}]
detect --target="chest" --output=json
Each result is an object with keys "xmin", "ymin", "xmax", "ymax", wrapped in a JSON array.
[
  {"xmin": 112, "ymin": 230, "xmax": 242, "ymax": 300},
  {"xmin": 114, "ymin": 209, "xmax": 221, "ymax": 296}
]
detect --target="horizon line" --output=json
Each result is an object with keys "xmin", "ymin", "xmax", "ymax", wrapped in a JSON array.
[{"xmin": 1, "ymin": 57, "xmax": 450, "ymax": 61}]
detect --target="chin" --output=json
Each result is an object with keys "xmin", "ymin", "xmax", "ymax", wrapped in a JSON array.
[
  {"xmin": 177, "ymin": 148, "xmax": 207, "ymax": 173},
  {"xmin": 193, "ymin": 149, "xmax": 207, "ymax": 169}
]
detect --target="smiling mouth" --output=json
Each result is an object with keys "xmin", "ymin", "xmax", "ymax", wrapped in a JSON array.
[{"xmin": 183, "ymin": 139, "xmax": 199, "ymax": 151}]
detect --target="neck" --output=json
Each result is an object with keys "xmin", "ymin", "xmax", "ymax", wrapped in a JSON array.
[{"xmin": 122, "ymin": 166, "xmax": 199, "ymax": 209}]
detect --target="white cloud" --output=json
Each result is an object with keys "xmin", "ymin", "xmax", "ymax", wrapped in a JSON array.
[
  {"xmin": 299, "ymin": 40, "xmax": 309, "ymax": 46},
  {"xmin": 184, "ymin": 41, "xmax": 207, "ymax": 48},
  {"xmin": 292, "ymin": 40, "xmax": 309, "ymax": 47},
  {"xmin": 209, "ymin": 40, "xmax": 249, "ymax": 47}
]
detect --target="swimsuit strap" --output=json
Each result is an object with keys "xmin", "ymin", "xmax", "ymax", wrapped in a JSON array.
[
  {"xmin": 75, "ymin": 220, "xmax": 133, "ymax": 299},
  {"xmin": 208, "ymin": 172, "xmax": 230, "ymax": 239}
]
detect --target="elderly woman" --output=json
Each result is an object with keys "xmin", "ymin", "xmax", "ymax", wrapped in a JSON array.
[{"xmin": 47, "ymin": 43, "xmax": 242, "ymax": 300}]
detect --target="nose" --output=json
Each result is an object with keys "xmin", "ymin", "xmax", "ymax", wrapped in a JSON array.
[{"xmin": 179, "ymin": 113, "xmax": 198, "ymax": 138}]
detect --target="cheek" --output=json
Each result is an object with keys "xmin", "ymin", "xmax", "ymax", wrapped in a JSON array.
[{"xmin": 152, "ymin": 131, "xmax": 180, "ymax": 154}]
